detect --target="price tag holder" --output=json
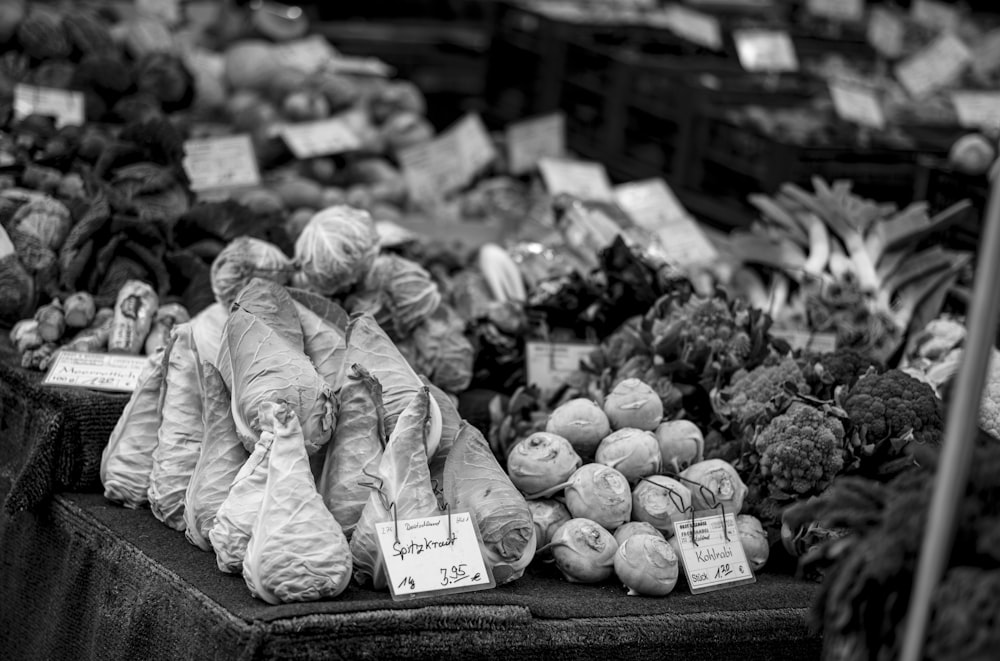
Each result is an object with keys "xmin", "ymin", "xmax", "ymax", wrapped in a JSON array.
[
  {"xmin": 671, "ymin": 511, "xmax": 756, "ymax": 594},
  {"xmin": 806, "ymin": 0, "xmax": 865, "ymax": 23},
  {"xmin": 271, "ymin": 36, "xmax": 337, "ymax": 74},
  {"xmin": 399, "ymin": 114, "xmax": 496, "ymax": 202},
  {"xmin": 42, "ymin": 351, "xmax": 150, "ymax": 393},
  {"xmin": 280, "ymin": 116, "xmax": 363, "ymax": 158},
  {"xmin": 505, "ymin": 113, "xmax": 566, "ymax": 175},
  {"xmin": 733, "ymin": 29, "xmax": 798, "ymax": 73},
  {"xmin": 538, "ymin": 157, "xmax": 614, "ymax": 202},
  {"xmin": 525, "ymin": 341, "xmax": 595, "ymax": 393},
  {"xmin": 182, "ymin": 134, "xmax": 261, "ymax": 193},
  {"xmin": 910, "ymin": 0, "xmax": 960, "ymax": 34},
  {"xmin": 650, "ymin": 6, "xmax": 723, "ymax": 52},
  {"xmin": 14, "ymin": 84, "xmax": 85, "ymax": 128},
  {"xmin": 829, "ymin": 82, "xmax": 886, "ymax": 129},
  {"xmin": 376, "ymin": 511, "xmax": 495, "ymax": 600},
  {"xmin": 895, "ymin": 33, "xmax": 972, "ymax": 98},
  {"xmin": 867, "ymin": 7, "xmax": 905, "ymax": 60},
  {"xmin": 614, "ymin": 179, "xmax": 718, "ymax": 266},
  {"xmin": 769, "ymin": 329, "xmax": 838, "ymax": 353}
]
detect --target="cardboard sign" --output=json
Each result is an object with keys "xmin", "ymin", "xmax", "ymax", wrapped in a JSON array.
[
  {"xmin": 867, "ymin": 7, "xmax": 905, "ymax": 59},
  {"xmin": 280, "ymin": 116, "xmax": 363, "ymax": 158},
  {"xmin": 733, "ymin": 30, "xmax": 798, "ymax": 73},
  {"xmin": 672, "ymin": 511, "xmax": 756, "ymax": 594},
  {"xmin": 42, "ymin": 351, "xmax": 150, "ymax": 393},
  {"xmin": 769, "ymin": 329, "xmax": 838, "ymax": 353},
  {"xmin": 614, "ymin": 179, "xmax": 718, "ymax": 266},
  {"xmin": 271, "ymin": 35, "xmax": 337, "ymax": 74},
  {"xmin": 13, "ymin": 84, "xmax": 85, "ymax": 128},
  {"xmin": 895, "ymin": 33, "xmax": 972, "ymax": 98},
  {"xmin": 651, "ymin": 6, "xmax": 723, "ymax": 51},
  {"xmin": 506, "ymin": 113, "xmax": 566, "ymax": 175},
  {"xmin": 538, "ymin": 158, "xmax": 614, "ymax": 202},
  {"xmin": 829, "ymin": 82, "xmax": 886, "ymax": 129},
  {"xmin": 398, "ymin": 114, "xmax": 497, "ymax": 201},
  {"xmin": 950, "ymin": 91, "xmax": 1000, "ymax": 131},
  {"xmin": 910, "ymin": 0, "xmax": 960, "ymax": 34},
  {"xmin": 376, "ymin": 512, "xmax": 495, "ymax": 600},
  {"xmin": 525, "ymin": 341, "xmax": 595, "ymax": 393},
  {"xmin": 806, "ymin": 0, "xmax": 865, "ymax": 23},
  {"xmin": 182, "ymin": 134, "xmax": 261, "ymax": 192}
]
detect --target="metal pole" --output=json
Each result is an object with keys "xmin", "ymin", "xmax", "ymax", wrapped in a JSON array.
[{"xmin": 899, "ymin": 175, "xmax": 1000, "ymax": 661}]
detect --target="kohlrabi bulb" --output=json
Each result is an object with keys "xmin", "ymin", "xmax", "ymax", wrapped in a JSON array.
[
  {"xmin": 549, "ymin": 517, "xmax": 618, "ymax": 583},
  {"xmin": 595, "ymin": 427, "xmax": 661, "ymax": 483},
  {"xmin": 506, "ymin": 432, "xmax": 582, "ymax": 497},
  {"xmin": 631, "ymin": 475, "xmax": 692, "ymax": 535},
  {"xmin": 613, "ymin": 521, "xmax": 664, "ymax": 547},
  {"xmin": 654, "ymin": 419, "xmax": 705, "ymax": 473},
  {"xmin": 737, "ymin": 514, "xmax": 769, "ymax": 572},
  {"xmin": 603, "ymin": 378, "xmax": 663, "ymax": 431},
  {"xmin": 545, "ymin": 398, "xmax": 612, "ymax": 458},
  {"xmin": 563, "ymin": 463, "xmax": 632, "ymax": 531},
  {"xmin": 614, "ymin": 534, "xmax": 680, "ymax": 596}
]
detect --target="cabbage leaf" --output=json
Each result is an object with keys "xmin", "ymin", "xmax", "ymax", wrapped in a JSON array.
[
  {"xmin": 294, "ymin": 300, "xmax": 346, "ymax": 389},
  {"xmin": 210, "ymin": 431, "xmax": 273, "ymax": 573}
]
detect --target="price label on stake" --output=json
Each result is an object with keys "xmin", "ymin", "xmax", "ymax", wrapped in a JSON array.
[
  {"xmin": 672, "ymin": 511, "xmax": 756, "ymax": 594},
  {"xmin": 182, "ymin": 134, "xmax": 261, "ymax": 192},
  {"xmin": 376, "ymin": 512, "xmax": 495, "ymax": 600},
  {"xmin": 538, "ymin": 157, "xmax": 614, "ymax": 201},
  {"xmin": 651, "ymin": 6, "xmax": 723, "ymax": 51},
  {"xmin": 42, "ymin": 351, "xmax": 150, "ymax": 393},
  {"xmin": 505, "ymin": 113, "xmax": 566, "ymax": 175},
  {"xmin": 399, "ymin": 114, "xmax": 497, "ymax": 201},
  {"xmin": 895, "ymin": 33, "xmax": 972, "ymax": 98},
  {"xmin": 950, "ymin": 91, "xmax": 1000, "ymax": 131},
  {"xmin": 525, "ymin": 341, "xmax": 595, "ymax": 394},
  {"xmin": 829, "ymin": 82, "xmax": 886, "ymax": 129},
  {"xmin": 13, "ymin": 84, "xmax": 85, "ymax": 128},
  {"xmin": 806, "ymin": 0, "xmax": 865, "ymax": 23},
  {"xmin": 770, "ymin": 329, "xmax": 838, "ymax": 353},
  {"xmin": 733, "ymin": 29, "xmax": 798, "ymax": 73},
  {"xmin": 867, "ymin": 7, "xmax": 905, "ymax": 59},
  {"xmin": 280, "ymin": 116, "xmax": 363, "ymax": 158},
  {"xmin": 613, "ymin": 179, "xmax": 718, "ymax": 266},
  {"xmin": 911, "ymin": 0, "xmax": 960, "ymax": 34}
]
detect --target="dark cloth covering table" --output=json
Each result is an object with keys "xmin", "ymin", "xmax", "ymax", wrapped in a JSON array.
[{"xmin": 0, "ymin": 493, "xmax": 822, "ymax": 661}]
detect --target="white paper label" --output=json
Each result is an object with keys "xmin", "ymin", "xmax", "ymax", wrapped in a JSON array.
[
  {"xmin": 911, "ymin": 0, "xmax": 960, "ymax": 34},
  {"xmin": 614, "ymin": 179, "xmax": 718, "ymax": 266},
  {"xmin": 399, "ymin": 114, "xmax": 497, "ymax": 201},
  {"xmin": 182, "ymin": 135, "xmax": 261, "ymax": 192},
  {"xmin": 734, "ymin": 30, "xmax": 799, "ymax": 73},
  {"xmin": 867, "ymin": 7, "xmax": 905, "ymax": 59},
  {"xmin": 376, "ymin": 512, "xmax": 495, "ymax": 600},
  {"xmin": 950, "ymin": 91, "xmax": 1000, "ymax": 130},
  {"xmin": 538, "ymin": 157, "xmax": 614, "ymax": 202},
  {"xmin": 672, "ymin": 512, "xmax": 756, "ymax": 594},
  {"xmin": 525, "ymin": 341, "xmax": 595, "ymax": 393},
  {"xmin": 13, "ymin": 84, "xmax": 85, "ymax": 128},
  {"xmin": 272, "ymin": 36, "xmax": 337, "ymax": 74},
  {"xmin": 829, "ymin": 82, "xmax": 886, "ymax": 129},
  {"xmin": 506, "ymin": 113, "xmax": 566, "ymax": 175},
  {"xmin": 280, "ymin": 116, "xmax": 363, "ymax": 158},
  {"xmin": 806, "ymin": 0, "xmax": 865, "ymax": 23},
  {"xmin": 42, "ymin": 351, "xmax": 150, "ymax": 393},
  {"xmin": 651, "ymin": 6, "xmax": 723, "ymax": 51},
  {"xmin": 770, "ymin": 329, "xmax": 838, "ymax": 353},
  {"xmin": 895, "ymin": 33, "xmax": 972, "ymax": 98}
]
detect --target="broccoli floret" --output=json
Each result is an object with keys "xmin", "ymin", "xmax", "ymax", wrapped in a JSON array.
[
  {"xmin": 754, "ymin": 402, "xmax": 845, "ymax": 495},
  {"xmin": 720, "ymin": 355, "xmax": 808, "ymax": 430},
  {"xmin": 842, "ymin": 369, "xmax": 943, "ymax": 449},
  {"xmin": 803, "ymin": 349, "xmax": 883, "ymax": 398}
]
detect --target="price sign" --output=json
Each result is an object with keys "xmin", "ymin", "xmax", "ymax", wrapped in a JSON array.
[
  {"xmin": 733, "ymin": 29, "xmax": 798, "ymax": 73},
  {"xmin": 895, "ymin": 33, "xmax": 972, "ymax": 99},
  {"xmin": 280, "ymin": 116, "xmax": 363, "ymax": 158},
  {"xmin": 769, "ymin": 329, "xmax": 838, "ymax": 353},
  {"xmin": 950, "ymin": 91, "xmax": 1000, "ymax": 131},
  {"xmin": 911, "ymin": 0, "xmax": 960, "ymax": 34},
  {"xmin": 506, "ymin": 113, "xmax": 566, "ymax": 175},
  {"xmin": 182, "ymin": 134, "xmax": 261, "ymax": 192},
  {"xmin": 399, "ymin": 114, "xmax": 496, "ymax": 201},
  {"xmin": 614, "ymin": 179, "xmax": 718, "ymax": 266},
  {"xmin": 538, "ymin": 157, "xmax": 614, "ymax": 202},
  {"xmin": 525, "ymin": 341, "xmax": 595, "ymax": 393},
  {"xmin": 867, "ymin": 7, "xmax": 905, "ymax": 59},
  {"xmin": 672, "ymin": 511, "xmax": 756, "ymax": 594},
  {"xmin": 649, "ymin": 6, "xmax": 723, "ymax": 51},
  {"xmin": 42, "ymin": 351, "xmax": 151, "ymax": 393},
  {"xmin": 376, "ymin": 512, "xmax": 495, "ymax": 600},
  {"xmin": 13, "ymin": 84, "xmax": 85, "ymax": 128},
  {"xmin": 271, "ymin": 35, "xmax": 337, "ymax": 74},
  {"xmin": 829, "ymin": 82, "xmax": 886, "ymax": 129},
  {"xmin": 806, "ymin": 0, "xmax": 865, "ymax": 23}
]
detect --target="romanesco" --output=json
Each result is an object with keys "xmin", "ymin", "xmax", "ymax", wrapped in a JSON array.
[
  {"xmin": 719, "ymin": 355, "xmax": 808, "ymax": 430},
  {"xmin": 841, "ymin": 369, "xmax": 942, "ymax": 449},
  {"xmin": 754, "ymin": 402, "xmax": 845, "ymax": 495}
]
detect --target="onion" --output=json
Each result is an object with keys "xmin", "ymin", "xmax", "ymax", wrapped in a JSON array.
[
  {"xmin": 595, "ymin": 428, "xmax": 661, "ymax": 483},
  {"xmin": 631, "ymin": 475, "xmax": 692, "ymax": 536},
  {"xmin": 563, "ymin": 463, "xmax": 632, "ymax": 531},
  {"xmin": 614, "ymin": 534, "xmax": 680, "ymax": 596},
  {"xmin": 545, "ymin": 398, "xmax": 611, "ymax": 458},
  {"xmin": 654, "ymin": 419, "xmax": 705, "ymax": 473},
  {"xmin": 506, "ymin": 432, "xmax": 582, "ymax": 498},
  {"xmin": 613, "ymin": 521, "xmax": 664, "ymax": 547},
  {"xmin": 548, "ymin": 518, "xmax": 618, "ymax": 583}
]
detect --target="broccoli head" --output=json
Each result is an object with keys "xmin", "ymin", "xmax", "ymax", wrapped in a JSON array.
[
  {"xmin": 842, "ymin": 369, "xmax": 943, "ymax": 449},
  {"xmin": 754, "ymin": 402, "xmax": 845, "ymax": 495},
  {"xmin": 802, "ymin": 349, "xmax": 883, "ymax": 398},
  {"xmin": 718, "ymin": 355, "xmax": 808, "ymax": 431}
]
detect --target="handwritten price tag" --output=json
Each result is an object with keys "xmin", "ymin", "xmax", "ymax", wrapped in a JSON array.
[
  {"xmin": 538, "ymin": 157, "xmax": 614, "ymax": 202},
  {"xmin": 672, "ymin": 511, "xmax": 756, "ymax": 594},
  {"xmin": 895, "ymin": 33, "xmax": 972, "ymax": 98},
  {"xmin": 829, "ymin": 82, "xmax": 886, "ymax": 129},
  {"xmin": 911, "ymin": 0, "xmax": 960, "ymax": 34},
  {"xmin": 182, "ymin": 135, "xmax": 261, "ymax": 192},
  {"xmin": 733, "ymin": 29, "xmax": 798, "ymax": 73},
  {"xmin": 42, "ymin": 351, "xmax": 150, "ymax": 393},
  {"xmin": 399, "ymin": 113, "xmax": 497, "ymax": 201},
  {"xmin": 280, "ymin": 116, "xmax": 363, "ymax": 158},
  {"xmin": 506, "ymin": 113, "xmax": 566, "ymax": 175},
  {"xmin": 14, "ymin": 84, "xmax": 85, "ymax": 128},
  {"xmin": 525, "ymin": 341, "xmax": 595, "ymax": 394},
  {"xmin": 614, "ymin": 179, "xmax": 718, "ymax": 266},
  {"xmin": 649, "ymin": 6, "xmax": 723, "ymax": 51},
  {"xmin": 376, "ymin": 512, "xmax": 495, "ymax": 600},
  {"xmin": 769, "ymin": 329, "xmax": 838, "ymax": 353},
  {"xmin": 867, "ymin": 7, "xmax": 905, "ymax": 59},
  {"xmin": 806, "ymin": 0, "xmax": 865, "ymax": 23}
]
